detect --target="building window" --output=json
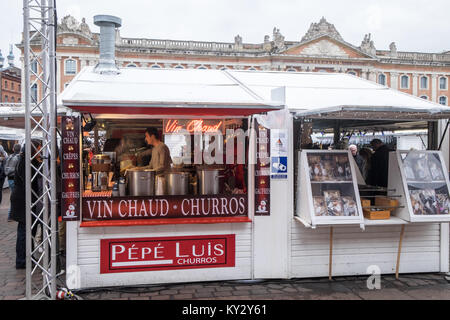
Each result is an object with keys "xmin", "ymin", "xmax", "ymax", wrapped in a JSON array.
[
  {"xmin": 31, "ymin": 84, "xmax": 38, "ymax": 102},
  {"xmin": 197, "ymin": 66, "xmax": 207, "ymax": 69},
  {"xmin": 420, "ymin": 95, "xmax": 428, "ymax": 100},
  {"xmin": 126, "ymin": 63, "xmax": 137, "ymax": 68},
  {"xmin": 4, "ymin": 81, "xmax": 7, "ymax": 89},
  {"xmin": 150, "ymin": 64, "xmax": 161, "ymax": 69},
  {"xmin": 400, "ymin": 75, "xmax": 409, "ymax": 89},
  {"xmin": 347, "ymin": 71, "xmax": 357, "ymax": 76},
  {"xmin": 440, "ymin": 77, "xmax": 448, "ymax": 90},
  {"xmin": 64, "ymin": 59, "xmax": 77, "ymax": 75},
  {"xmin": 378, "ymin": 74, "xmax": 386, "ymax": 85},
  {"xmin": 31, "ymin": 60, "xmax": 38, "ymax": 73},
  {"xmin": 4, "ymin": 96, "xmax": 8, "ymax": 102},
  {"xmin": 220, "ymin": 67, "xmax": 228, "ymax": 70},
  {"xmin": 64, "ymin": 82, "xmax": 71, "ymax": 89},
  {"xmin": 11, "ymin": 97, "xmax": 14, "ymax": 103},
  {"xmin": 439, "ymin": 96, "xmax": 448, "ymax": 105},
  {"xmin": 420, "ymin": 76, "xmax": 428, "ymax": 89},
  {"xmin": 11, "ymin": 83, "xmax": 14, "ymax": 90},
  {"xmin": 248, "ymin": 67, "xmax": 257, "ymax": 71}
]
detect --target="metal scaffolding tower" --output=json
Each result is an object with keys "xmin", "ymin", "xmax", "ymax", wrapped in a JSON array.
[{"xmin": 22, "ymin": 0, "xmax": 58, "ymax": 299}]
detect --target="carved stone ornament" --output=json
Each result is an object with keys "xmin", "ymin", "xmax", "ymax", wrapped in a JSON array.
[
  {"xmin": 301, "ymin": 39, "xmax": 349, "ymax": 57},
  {"xmin": 389, "ymin": 42, "xmax": 398, "ymax": 57},
  {"xmin": 360, "ymin": 33, "xmax": 376, "ymax": 56},
  {"xmin": 301, "ymin": 17, "xmax": 344, "ymax": 43},
  {"xmin": 272, "ymin": 27, "xmax": 285, "ymax": 50},
  {"xmin": 58, "ymin": 15, "xmax": 93, "ymax": 39}
]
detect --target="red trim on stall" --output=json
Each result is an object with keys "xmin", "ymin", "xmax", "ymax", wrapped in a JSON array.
[
  {"xmin": 80, "ymin": 216, "xmax": 252, "ymax": 227},
  {"xmin": 67, "ymin": 106, "xmax": 274, "ymax": 116}
]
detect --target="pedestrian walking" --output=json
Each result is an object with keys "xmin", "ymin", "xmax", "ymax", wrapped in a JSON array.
[
  {"xmin": 0, "ymin": 145, "xmax": 8, "ymax": 205},
  {"xmin": 10, "ymin": 140, "xmax": 42, "ymax": 269},
  {"xmin": 4, "ymin": 144, "xmax": 21, "ymax": 221}
]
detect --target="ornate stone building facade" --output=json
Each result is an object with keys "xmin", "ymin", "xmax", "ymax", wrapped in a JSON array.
[{"xmin": 18, "ymin": 15, "xmax": 450, "ymax": 106}]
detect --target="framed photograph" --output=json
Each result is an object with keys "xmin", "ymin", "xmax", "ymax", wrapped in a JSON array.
[
  {"xmin": 413, "ymin": 155, "xmax": 431, "ymax": 181},
  {"xmin": 436, "ymin": 193, "xmax": 450, "ymax": 215},
  {"xmin": 313, "ymin": 196, "xmax": 327, "ymax": 216},
  {"xmin": 324, "ymin": 190, "xmax": 343, "ymax": 216},
  {"xmin": 427, "ymin": 154, "xmax": 445, "ymax": 181},
  {"xmin": 342, "ymin": 196, "xmax": 358, "ymax": 216},
  {"xmin": 410, "ymin": 189, "xmax": 438, "ymax": 215}
]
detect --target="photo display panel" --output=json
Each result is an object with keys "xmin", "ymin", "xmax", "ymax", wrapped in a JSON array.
[
  {"xmin": 307, "ymin": 152, "xmax": 360, "ymax": 217},
  {"xmin": 401, "ymin": 152, "xmax": 450, "ymax": 216}
]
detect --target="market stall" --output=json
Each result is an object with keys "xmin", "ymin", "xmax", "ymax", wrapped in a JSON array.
[
  {"xmin": 59, "ymin": 66, "xmax": 283, "ymax": 289},
  {"xmin": 225, "ymin": 70, "xmax": 450, "ymax": 279}
]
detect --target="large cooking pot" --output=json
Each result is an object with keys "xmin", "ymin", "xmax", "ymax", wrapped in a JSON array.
[
  {"xmin": 197, "ymin": 167, "xmax": 225, "ymax": 195},
  {"xmin": 126, "ymin": 168, "xmax": 156, "ymax": 196},
  {"xmin": 166, "ymin": 171, "xmax": 190, "ymax": 195}
]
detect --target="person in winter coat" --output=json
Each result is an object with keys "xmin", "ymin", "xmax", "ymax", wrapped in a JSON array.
[
  {"xmin": 4, "ymin": 144, "xmax": 21, "ymax": 221},
  {"xmin": 10, "ymin": 140, "xmax": 42, "ymax": 269},
  {"xmin": 0, "ymin": 144, "xmax": 8, "ymax": 205},
  {"xmin": 367, "ymin": 139, "xmax": 391, "ymax": 188}
]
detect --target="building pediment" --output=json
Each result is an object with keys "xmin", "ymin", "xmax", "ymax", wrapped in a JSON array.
[{"xmin": 281, "ymin": 36, "xmax": 375, "ymax": 59}]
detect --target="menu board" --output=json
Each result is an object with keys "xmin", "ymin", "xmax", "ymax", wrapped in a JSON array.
[
  {"xmin": 61, "ymin": 116, "xmax": 81, "ymax": 221},
  {"xmin": 400, "ymin": 152, "xmax": 450, "ymax": 217},
  {"xmin": 296, "ymin": 150, "xmax": 364, "ymax": 228},
  {"xmin": 255, "ymin": 119, "xmax": 270, "ymax": 216}
]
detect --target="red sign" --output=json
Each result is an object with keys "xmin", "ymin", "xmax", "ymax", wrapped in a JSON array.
[
  {"xmin": 61, "ymin": 116, "xmax": 81, "ymax": 221},
  {"xmin": 255, "ymin": 120, "xmax": 270, "ymax": 216},
  {"xmin": 82, "ymin": 194, "xmax": 247, "ymax": 221},
  {"xmin": 163, "ymin": 119, "xmax": 224, "ymax": 134},
  {"xmin": 100, "ymin": 234, "xmax": 235, "ymax": 273}
]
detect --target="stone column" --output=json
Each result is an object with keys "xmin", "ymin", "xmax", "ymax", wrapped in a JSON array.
[
  {"xmin": 368, "ymin": 71, "xmax": 377, "ymax": 82},
  {"xmin": 390, "ymin": 72, "xmax": 399, "ymax": 90},
  {"xmin": 412, "ymin": 74, "xmax": 418, "ymax": 96},
  {"xmin": 431, "ymin": 74, "xmax": 438, "ymax": 102}
]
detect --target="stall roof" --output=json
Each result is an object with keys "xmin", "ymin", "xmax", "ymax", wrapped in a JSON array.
[
  {"xmin": 59, "ymin": 67, "xmax": 283, "ymax": 116},
  {"xmin": 228, "ymin": 71, "xmax": 450, "ymax": 121},
  {"xmin": 0, "ymin": 104, "xmax": 69, "ymax": 129}
]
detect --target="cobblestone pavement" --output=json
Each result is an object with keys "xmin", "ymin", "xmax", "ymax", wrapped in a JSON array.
[{"xmin": 0, "ymin": 188, "xmax": 449, "ymax": 300}]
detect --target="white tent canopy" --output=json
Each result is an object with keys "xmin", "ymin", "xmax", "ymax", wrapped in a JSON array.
[
  {"xmin": 227, "ymin": 71, "xmax": 450, "ymax": 121},
  {"xmin": 59, "ymin": 67, "xmax": 282, "ymax": 115}
]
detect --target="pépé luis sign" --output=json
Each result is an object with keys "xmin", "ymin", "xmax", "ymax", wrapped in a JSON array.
[{"xmin": 100, "ymin": 234, "xmax": 235, "ymax": 273}]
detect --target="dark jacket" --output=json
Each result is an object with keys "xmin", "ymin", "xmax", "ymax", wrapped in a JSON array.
[
  {"xmin": 10, "ymin": 154, "xmax": 42, "ymax": 223},
  {"xmin": 367, "ymin": 144, "xmax": 390, "ymax": 187}
]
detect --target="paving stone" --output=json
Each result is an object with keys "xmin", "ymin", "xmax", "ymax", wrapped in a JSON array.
[
  {"xmin": 159, "ymin": 289, "xmax": 179, "ymax": 295},
  {"xmin": 150, "ymin": 295, "xmax": 171, "ymax": 300},
  {"xmin": 355, "ymin": 288, "xmax": 414, "ymax": 300},
  {"xmin": 172, "ymin": 293, "xmax": 193, "ymax": 299}
]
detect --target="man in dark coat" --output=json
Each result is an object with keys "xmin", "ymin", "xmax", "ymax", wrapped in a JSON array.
[
  {"xmin": 367, "ymin": 139, "xmax": 391, "ymax": 188},
  {"xmin": 10, "ymin": 141, "xmax": 42, "ymax": 269}
]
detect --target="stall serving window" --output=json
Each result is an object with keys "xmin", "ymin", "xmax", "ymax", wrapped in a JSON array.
[{"xmin": 76, "ymin": 116, "xmax": 251, "ymax": 227}]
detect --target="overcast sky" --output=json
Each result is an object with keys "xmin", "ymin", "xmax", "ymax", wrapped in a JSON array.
[{"xmin": 2, "ymin": 0, "xmax": 449, "ymax": 65}]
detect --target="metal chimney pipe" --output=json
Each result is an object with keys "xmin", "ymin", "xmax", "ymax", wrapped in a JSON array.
[{"xmin": 93, "ymin": 15, "xmax": 122, "ymax": 74}]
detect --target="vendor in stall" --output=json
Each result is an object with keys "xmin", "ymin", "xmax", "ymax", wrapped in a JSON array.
[
  {"xmin": 142, "ymin": 127, "xmax": 172, "ymax": 173},
  {"xmin": 367, "ymin": 138, "xmax": 390, "ymax": 188}
]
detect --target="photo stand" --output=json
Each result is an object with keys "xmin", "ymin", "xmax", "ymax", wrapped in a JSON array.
[{"xmin": 388, "ymin": 150, "xmax": 450, "ymax": 223}]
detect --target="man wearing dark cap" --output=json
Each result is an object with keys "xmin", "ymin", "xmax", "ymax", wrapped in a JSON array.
[{"xmin": 367, "ymin": 138, "xmax": 390, "ymax": 188}]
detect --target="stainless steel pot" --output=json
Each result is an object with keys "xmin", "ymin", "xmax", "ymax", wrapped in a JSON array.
[
  {"xmin": 126, "ymin": 168, "xmax": 156, "ymax": 196},
  {"xmin": 155, "ymin": 174, "xmax": 166, "ymax": 196},
  {"xmin": 197, "ymin": 167, "xmax": 225, "ymax": 195},
  {"xmin": 166, "ymin": 171, "xmax": 190, "ymax": 195}
]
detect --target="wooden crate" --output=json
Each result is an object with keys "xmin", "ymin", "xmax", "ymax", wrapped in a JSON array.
[
  {"xmin": 375, "ymin": 197, "xmax": 399, "ymax": 210},
  {"xmin": 363, "ymin": 208, "xmax": 391, "ymax": 220},
  {"xmin": 360, "ymin": 198, "xmax": 371, "ymax": 209}
]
